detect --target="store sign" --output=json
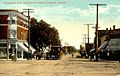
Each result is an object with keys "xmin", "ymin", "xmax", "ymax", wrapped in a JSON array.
[
  {"xmin": 10, "ymin": 24, "xmax": 17, "ymax": 30},
  {"xmin": 8, "ymin": 15, "xmax": 17, "ymax": 44},
  {"xmin": 9, "ymin": 38, "xmax": 17, "ymax": 43},
  {"xmin": 10, "ymin": 24, "xmax": 17, "ymax": 39}
]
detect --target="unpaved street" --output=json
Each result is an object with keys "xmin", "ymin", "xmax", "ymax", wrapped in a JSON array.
[{"xmin": 0, "ymin": 54, "xmax": 120, "ymax": 76}]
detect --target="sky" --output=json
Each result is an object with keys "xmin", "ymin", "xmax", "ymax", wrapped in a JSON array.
[{"xmin": 1, "ymin": 0, "xmax": 120, "ymax": 49}]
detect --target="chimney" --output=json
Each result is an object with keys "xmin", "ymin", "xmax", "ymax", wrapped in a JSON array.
[
  {"xmin": 110, "ymin": 27, "xmax": 111, "ymax": 30},
  {"xmin": 113, "ymin": 25, "xmax": 115, "ymax": 30},
  {"xmin": 106, "ymin": 28, "xmax": 108, "ymax": 31},
  {"xmin": 106, "ymin": 28, "xmax": 108, "ymax": 35}
]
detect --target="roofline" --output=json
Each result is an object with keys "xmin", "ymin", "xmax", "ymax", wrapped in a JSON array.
[{"xmin": 0, "ymin": 9, "xmax": 28, "ymax": 18}]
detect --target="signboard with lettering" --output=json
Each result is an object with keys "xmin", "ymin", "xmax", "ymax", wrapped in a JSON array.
[
  {"xmin": 9, "ymin": 38, "xmax": 17, "ymax": 44},
  {"xmin": 9, "ymin": 24, "xmax": 17, "ymax": 39}
]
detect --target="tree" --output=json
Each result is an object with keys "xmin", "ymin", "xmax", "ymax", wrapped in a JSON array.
[
  {"xmin": 30, "ymin": 18, "xmax": 61, "ymax": 50},
  {"xmin": 30, "ymin": 17, "xmax": 37, "ymax": 26},
  {"xmin": 67, "ymin": 46, "xmax": 77, "ymax": 54}
]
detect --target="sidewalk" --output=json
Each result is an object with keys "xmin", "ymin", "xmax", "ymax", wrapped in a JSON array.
[{"xmin": 0, "ymin": 58, "xmax": 27, "ymax": 61}]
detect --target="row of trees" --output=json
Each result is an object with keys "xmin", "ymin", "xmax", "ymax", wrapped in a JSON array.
[
  {"xmin": 30, "ymin": 18, "xmax": 61, "ymax": 50},
  {"xmin": 67, "ymin": 46, "xmax": 78, "ymax": 54},
  {"xmin": 30, "ymin": 18, "xmax": 78, "ymax": 54}
]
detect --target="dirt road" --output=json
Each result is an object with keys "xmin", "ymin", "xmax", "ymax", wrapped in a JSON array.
[{"xmin": 0, "ymin": 54, "xmax": 120, "ymax": 76}]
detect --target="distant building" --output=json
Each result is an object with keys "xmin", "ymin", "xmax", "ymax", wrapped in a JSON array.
[{"xmin": 0, "ymin": 9, "xmax": 35, "ymax": 59}]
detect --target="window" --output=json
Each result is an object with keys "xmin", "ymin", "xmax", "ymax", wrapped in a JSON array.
[
  {"xmin": 12, "ymin": 20, "xmax": 15, "ymax": 24},
  {"xmin": 0, "ymin": 15, "xmax": 8, "ymax": 24}
]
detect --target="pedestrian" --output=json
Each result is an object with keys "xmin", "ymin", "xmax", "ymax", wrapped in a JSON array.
[
  {"xmin": 90, "ymin": 51, "xmax": 94, "ymax": 61},
  {"xmin": 72, "ymin": 53, "xmax": 74, "ymax": 58}
]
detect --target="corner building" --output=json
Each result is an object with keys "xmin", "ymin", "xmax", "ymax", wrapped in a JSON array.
[{"xmin": 0, "ymin": 9, "xmax": 35, "ymax": 60}]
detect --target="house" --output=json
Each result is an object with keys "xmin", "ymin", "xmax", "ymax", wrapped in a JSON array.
[{"xmin": 0, "ymin": 9, "xmax": 35, "ymax": 60}]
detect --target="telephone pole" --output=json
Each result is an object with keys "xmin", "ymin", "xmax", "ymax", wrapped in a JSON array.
[
  {"xmin": 82, "ymin": 34, "xmax": 87, "ymax": 50},
  {"xmin": 84, "ymin": 24, "xmax": 93, "ymax": 45},
  {"xmin": 82, "ymin": 34, "xmax": 87, "ymax": 44},
  {"xmin": 84, "ymin": 24, "xmax": 93, "ymax": 57},
  {"xmin": 89, "ymin": 3, "xmax": 106, "ymax": 62},
  {"xmin": 23, "ymin": 9, "xmax": 34, "ymax": 55}
]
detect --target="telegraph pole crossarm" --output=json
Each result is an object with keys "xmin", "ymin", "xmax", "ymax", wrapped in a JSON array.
[{"xmin": 89, "ymin": 3, "xmax": 106, "ymax": 62}]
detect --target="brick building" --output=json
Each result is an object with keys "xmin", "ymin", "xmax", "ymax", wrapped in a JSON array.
[
  {"xmin": 0, "ymin": 9, "xmax": 35, "ymax": 59},
  {"xmin": 97, "ymin": 25, "xmax": 120, "ymax": 47},
  {"xmin": 98, "ymin": 30, "xmax": 106, "ymax": 46},
  {"xmin": 105, "ymin": 25, "xmax": 120, "ymax": 40}
]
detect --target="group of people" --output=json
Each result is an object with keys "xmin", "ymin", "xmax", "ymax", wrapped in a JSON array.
[
  {"xmin": 79, "ymin": 50, "xmax": 96, "ymax": 61},
  {"xmin": 33, "ymin": 48, "xmax": 49, "ymax": 60},
  {"xmin": 79, "ymin": 45, "xmax": 96, "ymax": 61}
]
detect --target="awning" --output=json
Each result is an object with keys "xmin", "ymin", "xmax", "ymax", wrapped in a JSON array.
[
  {"xmin": 106, "ymin": 38, "xmax": 120, "ymax": 51},
  {"xmin": 17, "ymin": 42, "xmax": 28, "ymax": 52},
  {"xmin": 106, "ymin": 46, "xmax": 120, "ymax": 51},
  {"xmin": 90, "ymin": 41, "xmax": 108, "ymax": 52},
  {"xmin": 98, "ymin": 41, "xmax": 108, "ymax": 51},
  {"xmin": 23, "ymin": 41, "xmax": 36, "ymax": 54}
]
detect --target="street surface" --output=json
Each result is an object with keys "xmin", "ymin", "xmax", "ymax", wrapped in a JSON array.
[{"xmin": 0, "ymin": 53, "xmax": 120, "ymax": 76}]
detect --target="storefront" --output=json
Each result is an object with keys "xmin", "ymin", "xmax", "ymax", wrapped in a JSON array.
[{"xmin": 0, "ymin": 10, "xmax": 35, "ymax": 60}]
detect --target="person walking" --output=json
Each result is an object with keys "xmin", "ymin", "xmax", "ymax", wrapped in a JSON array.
[
  {"xmin": 90, "ymin": 50, "xmax": 95, "ymax": 61},
  {"xmin": 72, "ymin": 53, "xmax": 74, "ymax": 58}
]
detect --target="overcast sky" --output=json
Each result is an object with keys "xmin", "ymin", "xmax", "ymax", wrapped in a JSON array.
[{"xmin": 1, "ymin": 0, "xmax": 120, "ymax": 49}]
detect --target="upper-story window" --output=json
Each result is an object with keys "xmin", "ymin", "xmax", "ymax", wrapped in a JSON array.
[
  {"xmin": 7, "ymin": 16, "xmax": 17, "ymax": 24},
  {"xmin": 0, "ymin": 15, "xmax": 8, "ymax": 24},
  {"xmin": 12, "ymin": 20, "xmax": 15, "ymax": 24}
]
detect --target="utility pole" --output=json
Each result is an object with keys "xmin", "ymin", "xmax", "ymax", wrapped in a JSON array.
[
  {"xmin": 90, "ymin": 3, "xmax": 106, "ymax": 62},
  {"xmin": 64, "ymin": 42, "xmax": 69, "ymax": 54},
  {"xmin": 23, "ymin": 9, "xmax": 34, "ymax": 56},
  {"xmin": 82, "ymin": 34, "xmax": 87, "ymax": 50},
  {"xmin": 82, "ymin": 34, "xmax": 87, "ymax": 44},
  {"xmin": 84, "ymin": 34, "xmax": 86, "ymax": 45},
  {"xmin": 84, "ymin": 24, "xmax": 93, "ymax": 57},
  {"xmin": 84, "ymin": 24, "xmax": 93, "ymax": 45},
  {"xmin": 81, "ymin": 38, "xmax": 85, "ymax": 45}
]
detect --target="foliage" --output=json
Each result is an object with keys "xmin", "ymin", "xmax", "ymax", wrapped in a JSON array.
[
  {"xmin": 67, "ymin": 46, "xmax": 77, "ymax": 54},
  {"xmin": 30, "ymin": 18, "xmax": 61, "ymax": 50}
]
